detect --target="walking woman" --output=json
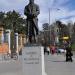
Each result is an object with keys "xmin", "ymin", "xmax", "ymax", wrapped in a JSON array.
[{"xmin": 66, "ymin": 46, "xmax": 73, "ymax": 62}]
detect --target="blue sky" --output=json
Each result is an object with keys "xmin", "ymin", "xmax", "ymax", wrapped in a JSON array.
[{"xmin": 0, "ymin": 0, "xmax": 75, "ymax": 30}]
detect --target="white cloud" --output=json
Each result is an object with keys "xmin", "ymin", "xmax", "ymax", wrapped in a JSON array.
[{"xmin": 0, "ymin": 0, "xmax": 75, "ymax": 30}]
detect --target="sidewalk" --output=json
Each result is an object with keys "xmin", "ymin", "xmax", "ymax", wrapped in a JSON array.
[
  {"xmin": 0, "ymin": 53, "xmax": 75, "ymax": 75},
  {"xmin": 45, "ymin": 54, "xmax": 75, "ymax": 75},
  {"xmin": 0, "ymin": 55, "xmax": 22, "ymax": 75}
]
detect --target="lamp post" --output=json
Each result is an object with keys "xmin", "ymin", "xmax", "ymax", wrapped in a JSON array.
[
  {"xmin": 49, "ymin": 8, "xmax": 51, "ymax": 44},
  {"xmin": 49, "ymin": 8, "xmax": 60, "ymax": 45}
]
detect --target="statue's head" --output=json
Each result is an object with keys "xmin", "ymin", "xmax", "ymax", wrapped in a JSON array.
[{"xmin": 29, "ymin": 0, "xmax": 34, "ymax": 4}]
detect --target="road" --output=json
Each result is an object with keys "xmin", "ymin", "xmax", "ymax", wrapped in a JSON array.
[
  {"xmin": 0, "ymin": 58, "xmax": 22, "ymax": 75},
  {"xmin": 45, "ymin": 54, "xmax": 75, "ymax": 75},
  {"xmin": 0, "ymin": 53, "xmax": 75, "ymax": 75}
]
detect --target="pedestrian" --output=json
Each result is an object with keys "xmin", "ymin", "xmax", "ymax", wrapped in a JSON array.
[
  {"xmin": 66, "ymin": 46, "xmax": 73, "ymax": 62},
  {"xmin": 43, "ymin": 41, "xmax": 49, "ymax": 55},
  {"xmin": 50, "ymin": 45, "xmax": 56, "ymax": 54}
]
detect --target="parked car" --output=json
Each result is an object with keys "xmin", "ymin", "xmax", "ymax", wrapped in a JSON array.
[{"xmin": 57, "ymin": 48, "xmax": 66, "ymax": 53}]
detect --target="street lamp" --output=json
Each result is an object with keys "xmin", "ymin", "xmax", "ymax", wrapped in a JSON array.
[{"xmin": 48, "ymin": 8, "xmax": 60, "ymax": 45}]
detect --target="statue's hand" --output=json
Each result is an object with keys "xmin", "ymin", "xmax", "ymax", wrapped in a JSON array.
[
  {"xmin": 28, "ymin": 13, "xmax": 36, "ymax": 19},
  {"xmin": 32, "ymin": 14, "xmax": 37, "ymax": 17},
  {"xmin": 29, "ymin": 13, "xmax": 33, "ymax": 16},
  {"xmin": 28, "ymin": 13, "xmax": 33, "ymax": 19}
]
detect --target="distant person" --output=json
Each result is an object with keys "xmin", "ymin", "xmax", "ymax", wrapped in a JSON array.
[
  {"xmin": 50, "ymin": 45, "xmax": 56, "ymax": 54},
  {"xmin": 66, "ymin": 46, "xmax": 73, "ymax": 62},
  {"xmin": 43, "ymin": 41, "xmax": 49, "ymax": 55}
]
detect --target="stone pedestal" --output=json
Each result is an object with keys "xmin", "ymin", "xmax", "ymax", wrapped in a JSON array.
[{"xmin": 22, "ymin": 46, "xmax": 47, "ymax": 75}]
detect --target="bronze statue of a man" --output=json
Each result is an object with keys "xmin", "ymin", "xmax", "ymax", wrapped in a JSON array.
[{"xmin": 24, "ymin": 0, "xmax": 40, "ymax": 43}]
